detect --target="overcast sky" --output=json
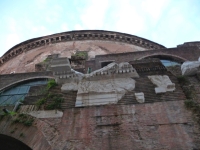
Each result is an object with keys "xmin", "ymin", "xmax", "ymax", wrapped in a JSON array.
[{"xmin": 0, "ymin": 0, "xmax": 199, "ymax": 57}]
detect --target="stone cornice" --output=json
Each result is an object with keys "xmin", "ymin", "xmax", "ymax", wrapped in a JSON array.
[
  {"xmin": 177, "ymin": 41, "xmax": 200, "ymax": 47},
  {"xmin": 0, "ymin": 30, "xmax": 166, "ymax": 66}
]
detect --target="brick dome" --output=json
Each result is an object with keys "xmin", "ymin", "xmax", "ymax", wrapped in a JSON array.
[{"xmin": 0, "ymin": 30, "xmax": 165, "ymax": 74}]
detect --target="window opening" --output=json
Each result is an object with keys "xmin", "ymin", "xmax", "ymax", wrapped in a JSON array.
[
  {"xmin": 160, "ymin": 59, "xmax": 181, "ymax": 67},
  {"xmin": 0, "ymin": 79, "xmax": 48, "ymax": 106},
  {"xmin": 101, "ymin": 61, "xmax": 114, "ymax": 68}
]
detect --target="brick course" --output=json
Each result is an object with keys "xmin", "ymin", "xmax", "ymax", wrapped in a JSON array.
[{"xmin": 0, "ymin": 100, "xmax": 198, "ymax": 150}]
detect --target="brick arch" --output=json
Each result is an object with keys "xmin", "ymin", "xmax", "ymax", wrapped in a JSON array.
[
  {"xmin": 0, "ymin": 122, "xmax": 52, "ymax": 149},
  {"xmin": 0, "ymin": 76, "xmax": 54, "ymax": 91},
  {"xmin": 138, "ymin": 53, "xmax": 187, "ymax": 63},
  {"xmin": 0, "ymin": 134, "xmax": 32, "ymax": 150},
  {"xmin": 0, "ymin": 77, "xmax": 54, "ymax": 149}
]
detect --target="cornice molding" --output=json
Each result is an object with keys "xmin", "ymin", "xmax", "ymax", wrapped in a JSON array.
[{"xmin": 0, "ymin": 30, "xmax": 166, "ymax": 66}]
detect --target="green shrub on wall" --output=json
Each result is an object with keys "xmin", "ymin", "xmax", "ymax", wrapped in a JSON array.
[
  {"xmin": 178, "ymin": 75, "xmax": 200, "ymax": 126},
  {"xmin": 12, "ymin": 113, "xmax": 34, "ymax": 126},
  {"xmin": 177, "ymin": 75, "xmax": 189, "ymax": 85},
  {"xmin": 184, "ymin": 100, "xmax": 195, "ymax": 108},
  {"xmin": 45, "ymin": 93, "xmax": 64, "ymax": 110},
  {"xmin": 35, "ymin": 79, "xmax": 64, "ymax": 110},
  {"xmin": 35, "ymin": 98, "xmax": 46, "ymax": 108},
  {"xmin": 47, "ymin": 79, "xmax": 57, "ymax": 89},
  {"xmin": 71, "ymin": 51, "xmax": 88, "ymax": 59}
]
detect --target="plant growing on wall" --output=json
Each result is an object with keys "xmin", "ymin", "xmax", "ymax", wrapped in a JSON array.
[
  {"xmin": 35, "ymin": 79, "xmax": 64, "ymax": 110},
  {"xmin": 0, "ymin": 111, "xmax": 35, "ymax": 127},
  {"xmin": 45, "ymin": 93, "xmax": 64, "ymax": 110},
  {"xmin": 71, "ymin": 51, "xmax": 88, "ymax": 60},
  {"xmin": 35, "ymin": 98, "xmax": 46, "ymax": 108},
  {"xmin": 12, "ymin": 113, "xmax": 34, "ymax": 126},
  {"xmin": 177, "ymin": 75, "xmax": 189, "ymax": 85},
  {"xmin": 178, "ymin": 75, "xmax": 200, "ymax": 125},
  {"xmin": 47, "ymin": 79, "xmax": 57, "ymax": 89}
]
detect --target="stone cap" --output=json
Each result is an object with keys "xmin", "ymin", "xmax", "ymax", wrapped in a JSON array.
[{"xmin": 50, "ymin": 57, "xmax": 72, "ymax": 75}]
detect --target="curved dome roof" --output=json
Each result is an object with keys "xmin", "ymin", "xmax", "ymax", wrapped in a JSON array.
[{"xmin": 0, "ymin": 30, "xmax": 166, "ymax": 74}]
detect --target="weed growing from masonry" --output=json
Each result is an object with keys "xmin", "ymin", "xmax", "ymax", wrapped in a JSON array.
[
  {"xmin": 35, "ymin": 79, "xmax": 64, "ymax": 110},
  {"xmin": 177, "ymin": 75, "xmax": 200, "ymax": 125},
  {"xmin": 12, "ymin": 113, "xmax": 34, "ymax": 127}
]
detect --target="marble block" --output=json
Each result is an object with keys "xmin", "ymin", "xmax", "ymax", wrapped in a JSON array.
[
  {"xmin": 181, "ymin": 61, "xmax": 200, "ymax": 76},
  {"xmin": 135, "ymin": 92, "xmax": 145, "ymax": 103},
  {"xmin": 148, "ymin": 75, "xmax": 175, "ymax": 93},
  {"xmin": 75, "ymin": 78, "xmax": 136, "ymax": 107}
]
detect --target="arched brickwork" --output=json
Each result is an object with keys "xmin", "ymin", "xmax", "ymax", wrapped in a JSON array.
[
  {"xmin": 0, "ymin": 75, "xmax": 54, "ymax": 91},
  {"xmin": 138, "ymin": 53, "xmax": 187, "ymax": 63},
  {"xmin": 0, "ymin": 120, "xmax": 52, "ymax": 149},
  {"xmin": 0, "ymin": 134, "xmax": 32, "ymax": 150}
]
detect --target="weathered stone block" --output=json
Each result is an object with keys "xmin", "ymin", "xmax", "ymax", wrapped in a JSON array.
[
  {"xmin": 148, "ymin": 75, "xmax": 175, "ymax": 93},
  {"xmin": 181, "ymin": 60, "xmax": 200, "ymax": 76},
  {"xmin": 28, "ymin": 110, "xmax": 63, "ymax": 118},
  {"xmin": 135, "ymin": 92, "xmax": 145, "ymax": 103},
  {"xmin": 75, "ymin": 78, "xmax": 136, "ymax": 107}
]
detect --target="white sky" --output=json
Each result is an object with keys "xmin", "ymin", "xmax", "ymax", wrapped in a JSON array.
[{"xmin": 0, "ymin": 0, "xmax": 200, "ymax": 57}]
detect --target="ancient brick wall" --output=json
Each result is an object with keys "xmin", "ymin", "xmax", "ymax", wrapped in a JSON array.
[
  {"xmin": 85, "ymin": 59, "xmax": 95, "ymax": 73},
  {"xmin": 0, "ymin": 100, "xmax": 198, "ymax": 150},
  {"xmin": 0, "ymin": 118, "xmax": 52, "ymax": 149},
  {"xmin": 0, "ymin": 68, "xmax": 200, "ymax": 149},
  {"xmin": 95, "ymin": 46, "xmax": 200, "ymax": 70},
  {"xmin": 59, "ymin": 101, "xmax": 196, "ymax": 150},
  {"xmin": 1, "ymin": 42, "xmax": 200, "ymax": 149}
]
